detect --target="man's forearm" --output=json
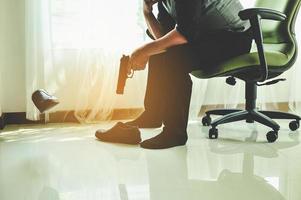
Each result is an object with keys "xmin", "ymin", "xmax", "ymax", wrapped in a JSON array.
[
  {"xmin": 129, "ymin": 29, "xmax": 187, "ymax": 71},
  {"xmin": 143, "ymin": 28, "xmax": 188, "ymax": 56},
  {"xmin": 144, "ymin": 12, "xmax": 165, "ymax": 39}
]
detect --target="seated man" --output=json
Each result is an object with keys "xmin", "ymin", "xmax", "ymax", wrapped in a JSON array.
[{"xmin": 128, "ymin": 0, "xmax": 252, "ymax": 149}]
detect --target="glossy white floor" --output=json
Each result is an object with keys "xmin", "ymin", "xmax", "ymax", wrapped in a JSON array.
[{"xmin": 0, "ymin": 119, "xmax": 301, "ymax": 200}]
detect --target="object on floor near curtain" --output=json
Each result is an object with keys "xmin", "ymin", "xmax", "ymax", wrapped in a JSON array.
[
  {"xmin": 24, "ymin": 0, "xmax": 301, "ymax": 123},
  {"xmin": 32, "ymin": 90, "xmax": 59, "ymax": 113}
]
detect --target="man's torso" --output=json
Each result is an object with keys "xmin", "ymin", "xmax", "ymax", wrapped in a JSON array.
[{"xmin": 161, "ymin": 0, "xmax": 250, "ymax": 33}]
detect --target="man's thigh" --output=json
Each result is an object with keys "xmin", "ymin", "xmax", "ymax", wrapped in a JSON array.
[
  {"xmin": 148, "ymin": 31, "xmax": 251, "ymax": 73},
  {"xmin": 148, "ymin": 44, "xmax": 202, "ymax": 74},
  {"xmin": 148, "ymin": 41, "xmax": 230, "ymax": 74}
]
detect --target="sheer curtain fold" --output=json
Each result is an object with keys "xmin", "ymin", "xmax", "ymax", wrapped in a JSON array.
[
  {"xmin": 24, "ymin": 0, "xmax": 301, "ymax": 123},
  {"xmin": 289, "ymin": 47, "xmax": 301, "ymax": 114},
  {"xmin": 25, "ymin": 0, "xmax": 54, "ymax": 120}
]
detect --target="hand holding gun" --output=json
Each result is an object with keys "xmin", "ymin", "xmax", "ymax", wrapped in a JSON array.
[{"xmin": 116, "ymin": 55, "xmax": 134, "ymax": 94}]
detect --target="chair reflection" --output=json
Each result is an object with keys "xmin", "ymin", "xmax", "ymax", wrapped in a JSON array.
[{"xmin": 144, "ymin": 130, "xmax": 299, "ymax": 200}]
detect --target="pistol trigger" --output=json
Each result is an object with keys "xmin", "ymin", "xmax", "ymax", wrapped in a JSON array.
[{"xmin": 127, "ymin": 70, "xmax": 134, "ymax": 78}]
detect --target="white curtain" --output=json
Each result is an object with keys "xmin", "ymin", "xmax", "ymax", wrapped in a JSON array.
[
  {"xmin": 25, "ymin": 0, "xmax": 54, "ymax": 120},
  {"xmin": 288, "ymin": 34, "xmax": 301, "ymax": 115},
  {"xmin": 25, "ymin": 0, "xmax": 148, "ymax": 122},
  {"xmin": 24, "ymin": 0, "xmax": 301, "ymax": 122}
]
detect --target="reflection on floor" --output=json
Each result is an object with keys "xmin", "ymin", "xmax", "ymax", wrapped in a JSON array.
[{"xmin": 0, "ymin": 120, "xmax": 300, "ymax": 200}]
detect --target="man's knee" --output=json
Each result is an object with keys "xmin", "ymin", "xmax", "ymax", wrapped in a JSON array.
[
  {"xmin": 149, "ymin": 45, "xmax": 199, "ymax": 73},
  {"xmin": 148, "ymin": 54, "xmax": 187, "ymax": 74},
  {"xmin": 149, "ymin": 51, "xmax": 168, "ymax": 67}
]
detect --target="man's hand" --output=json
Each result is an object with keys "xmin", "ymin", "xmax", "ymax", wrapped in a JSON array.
[
  {"xmin": 128, "ymin": 29, "xmax": 188, "ymax": 74},
  {"xmin": 128, "ymin": 47, "xmax": 150, "ymax": 73},
  {"xmin": 143, "ymin": 0, "xmax": 160, "ymax": 14}
]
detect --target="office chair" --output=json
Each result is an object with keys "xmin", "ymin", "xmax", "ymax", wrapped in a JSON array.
[{"xmin": 191, "ymin": 0, "xmax": 301, "ymax": 142}]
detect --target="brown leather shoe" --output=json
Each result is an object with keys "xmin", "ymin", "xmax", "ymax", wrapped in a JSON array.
[
  {"xmin": 32, "ymin": 89, "xmax": 59, "ymax": 113},
  {"xmin": 95, "ymin": 122, "xmax": 141, "ymax": 145}
]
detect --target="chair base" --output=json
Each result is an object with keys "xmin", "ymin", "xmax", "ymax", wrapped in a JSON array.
[
  {"xmin": 201, "ymin": 81, "xmax": 301, "ymax": 143},
  {"xmin": 202, "ymin": 109, "xmax": 300, "ymax": 143}
]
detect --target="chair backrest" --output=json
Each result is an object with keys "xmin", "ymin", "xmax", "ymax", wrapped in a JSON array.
[
  {"xmin": 252, "ymin": 0, "xmax": 301, "ymax": 71},
  {"xmin": 255, "ymin": 0, "xmax": 301, "ymax": 44}
]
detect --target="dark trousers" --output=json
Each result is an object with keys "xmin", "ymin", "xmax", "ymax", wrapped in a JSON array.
[{"xmin": 144, "ymin": 30, "xmax": 252, "ymax": 137}]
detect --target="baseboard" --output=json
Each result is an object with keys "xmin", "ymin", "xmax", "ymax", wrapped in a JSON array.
[
  {"xmin": 0, "ymin": 114, "xmax": 5, "ymax": 129},
  {"xmin": 45, "ymin": 108, "xmax": 144, "ymax": 123},
  {"xmin": 0, "ymin": 102, "xmax": 291, "ymax": 130},
  {"xmin": 0, "ymin": 108, "xmax": 144, "ymax": 130},
  {"xmin": 0, "ymin": 112, "xmax": 43, "ymax": 130}
]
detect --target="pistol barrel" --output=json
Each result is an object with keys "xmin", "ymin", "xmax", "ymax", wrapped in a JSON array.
[{"xmin": 116, "ymin": 55, "xmax": 130, "ymax": 94}]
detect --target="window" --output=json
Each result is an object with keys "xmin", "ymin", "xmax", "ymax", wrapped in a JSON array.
[{"xmin": 51, "ymin": 0, "xmax": 146, "ymax": 50}]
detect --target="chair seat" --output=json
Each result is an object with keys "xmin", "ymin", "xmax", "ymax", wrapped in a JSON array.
[{"xmin": 191, "ymin": 45, "xmax": 294, "ymax": 79}]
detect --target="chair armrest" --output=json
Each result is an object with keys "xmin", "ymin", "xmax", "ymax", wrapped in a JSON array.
[
  {"xmin": 238, "ymin": 8, "xmax": 287, "ymax": 82},
  {"xmin": 239, "ymin": 8, "xmax": 287, "ymax": 21}
]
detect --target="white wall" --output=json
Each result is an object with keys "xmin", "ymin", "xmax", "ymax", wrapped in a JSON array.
[
  {"xmin": 0, "ymin": 0, "xmax": 26, "ymax": 113},
  {"xmin": 0, "ymin": 0, "xmax": 4, "ymax": 115}
]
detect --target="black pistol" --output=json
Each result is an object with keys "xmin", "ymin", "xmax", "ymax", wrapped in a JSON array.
[{"xmin": 116, "ymin": 55, "xmax": 133, "ymax": 94}]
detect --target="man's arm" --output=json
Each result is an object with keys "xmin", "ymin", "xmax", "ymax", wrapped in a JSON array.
[
  {"xmin": 130, "ymin": 28, "xmax": 188, "ymax": 70},
  {"xmin": 143, "ymin": 0, "xmax": 176, "ymax": 39},
  {"xmin": 143, "ymin": 0, "xmax": 166, "ymax": 39},
  {"xmin": 129, "ymin": 1, "xmax": 186, "ymax": 70},
  {"xmin": 144, "ymin": 28, "xmax": 188, "ymax": 55},
  {"xmin": 144, "ymin": 12, "xmax": 166, "ymax": 39}
]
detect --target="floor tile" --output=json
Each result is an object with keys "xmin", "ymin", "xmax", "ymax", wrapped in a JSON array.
[{"xmin": 0, "ymin": 120, "xmax": 300, "ymax": 200}]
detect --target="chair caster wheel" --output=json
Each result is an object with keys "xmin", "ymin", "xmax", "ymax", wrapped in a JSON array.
[
  {"xmin": 266, "ymin": 131, "xmax": 278, "ymax": 143},
  {"xmin": 289, "ymin": 121, "xmax": 300, "ymax": 131},
  {"xmin": 226, "ymin": 77, "xmax": 236, "ymax": 86},
  {"xmin": 202, "ymin": 116, "xmax": 212, "ymax": 126},
  {"xmin": 209, "ymin": 128, "xmax": 218, "ymax": 139}
]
